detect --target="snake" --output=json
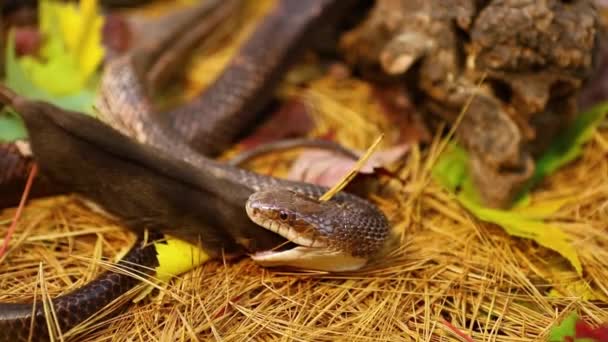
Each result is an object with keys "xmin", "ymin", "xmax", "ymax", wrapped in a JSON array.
[{"xmin": 0, "ymin": 0, "xmax": 390, "ymax": 341}]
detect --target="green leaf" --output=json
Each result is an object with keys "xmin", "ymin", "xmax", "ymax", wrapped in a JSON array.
[
  {"xmin": 457, "ymin": 195, "xmax": 582, "ymax": 274},
  {"xmin": 4, "ymin": 30, "xmax": 97, "ymax": 114},
  {"xmin": 0, "ymin": 109, "xmax": 28, "ymax": 141},
  {"xmin": 549, "ymin": 313, "xmax": 578, "ymax": 341},
  {"xmin": 547, "ymin": 312, "xmax": 596, "ymax": 341},
  {"xmin": 432, "ymin": 143, "xmax": 582, "ymax": 275},
  {"xmin": 22, "ymin": 0, "xmax": 104, "ymax": 96},
  {"xmin": 1, "ymin": 0, "xmax": 102, "ymax": 142},
  {"xmin": 521, "ymin": 102, "xmax": 608, "ymax": 195},
  {"xmin": 431, "ymin": 102, "xmax": 608, "ymax": 276},
  {"xmin": 431, "ymin": 143, "xmax": 469, "ymax": 192}
]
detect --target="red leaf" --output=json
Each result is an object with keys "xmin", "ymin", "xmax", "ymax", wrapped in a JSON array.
[{"xmin": 575, "ymin": 319, "xmax": 608, "ymax": 341}]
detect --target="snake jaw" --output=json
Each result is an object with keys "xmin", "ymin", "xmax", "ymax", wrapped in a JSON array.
[
  {"xmin": 248, "ymin": 216, "xmax": 327, "ymax": 249},
  {"xmin": 250, "ymin": 247, "xmax": 367, "ymax": 272},
  {"xmin": 246, "ymin": 193, "xmax": 369, "ymax": 272}
]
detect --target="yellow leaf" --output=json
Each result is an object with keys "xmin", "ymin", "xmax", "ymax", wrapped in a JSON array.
[
  {"xmin": 548, "ymin": 280, "xmax": 606, "ymax": 301},
  {"xmin": 154, "ymin": 237, "xmax": 210, "ymax": 282},
  {"xmin": 512, "ymin": 197, "xmax": 573, "ymax": 219},
  {"xmin": 432, "ymin": 143, "xmax": 583, "ymax": 275},
  {"xmin": 13, "ymin": 0, "xmax": 105, "ymax": 96},
  {"xmin": 458, "ymin": 195, "xmax": 582, "ymax": 275},
  {"xmin": 133, "ymin": 236, "xmax": 210, "ymax": 302},
  {"xmin": 57, "ymin": 0, "xmax": 105, "ymax": 82}
]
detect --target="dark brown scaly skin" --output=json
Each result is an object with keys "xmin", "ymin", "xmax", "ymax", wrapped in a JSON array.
[
  {"xmin": 0, "ymin": 143, "xmax": 34, "ymax": 207},
  {"xmin": 0, "ymin": 232, "xmax": 160, "ymax": 342},
  {"xmin": 0, "ymin": 143, "xmax": 64, "ymax": 208},
  {"xmin": 7, "ymin": 88, "xmax": 388, "ymax": 259},
  {"xmin": 0, "ymin": 0, "xmax": 232, "ymax": 206},
  {"xmin": 2, "ymin": 0, "xmax": 359, "ymax": 207},
  {"xmin": 95, "ymin": 0, "xmax": 238, "ymax": 142},
  {"xmin": 0, "ymin": 0, "xmax": 384, "ymax": 339},
  {"xmin": 0, "ymin": 83, "xmax": 389, "ymax": 340},
  {"xmin": 0, "ymin": 0, "xmax": 234, "ymax": 208},
  {"xmin": 98, "ymin": 0, "xmax": 359, "ymax": 156},
  {"xmin": 0, "ymin": 89, "xmax": 276, "ymax": 341},
  {"xmin": 167, "ymin": 0, "xmax": 359, "ymax": 156}
]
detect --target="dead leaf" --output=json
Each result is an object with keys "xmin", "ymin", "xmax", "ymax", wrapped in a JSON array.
[{"xmin": 287, "ymin": 143, "xmax": 409, "ymax": 187}]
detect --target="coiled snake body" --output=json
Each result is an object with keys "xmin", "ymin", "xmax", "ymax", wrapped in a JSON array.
[{"xmin": 0, "ymin": 1, "xmax": 390, "ymax": 340}]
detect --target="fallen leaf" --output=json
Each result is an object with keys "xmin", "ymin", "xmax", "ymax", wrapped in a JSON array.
[
  {"xmin": 20, "ymin": 0, "xmax": 104, "ymax": 95},
  {"xmin": 519, "ymin": 101, "xmax": 608, "ymax": 196},
  {"xmin": 319, "ymin": 134, "xmax": 384, "ymax": 201},
  {"xmin": 431, "ymin": 143, "xmax": 468, "ymax": 193},
  {"xmin": 287, "ymin": 143, "xmax": 409, "ymax": 187},
  {"xmin": 133, "ymin": 236, "xmax": 210, "ymax": 302},
  {"xmin": 549, "ymin": 312, "xmax": 608, "ymax": 342},
  {"xmin": 458, "ymin": 195, "xmax": 582, "ymax": 275},
  {"xmin": 153, "ymin": 237, "xmax": 210, "ymax": 283},
  {"xmin": 432, "ymin": 100, "xmax": 608, "ymax": 275},
  {"xmin": 576, "ymin": 320, "xmax": 608, "ymax": 341},
  {"xmin": 549, "ymin": 313, "xmax": 578, "ymax": 342},
  {"xmin": 548, "ymin": 279, "xmax": 606, "ymax": 301},
  {"xmin": 5, "ymin": 31, "xmax": 96, "ymax": 114},
  {"xmin": 1, "ymin": 0, "xmax": 103, "ymax": 141},
  {"xmin": 14, "ymin": 27, "xmax": 42, "ymax": 57},
  {"xmin": 57, "ymin": 0, "xmax": 105, "ymax": 82},
  {"xmin": 432, "ymin": 143, "xmax": 582, "ymax": 274},
  {"xmin": 0, "ymin": 108, "xmax": 28, "ymax": 142}
]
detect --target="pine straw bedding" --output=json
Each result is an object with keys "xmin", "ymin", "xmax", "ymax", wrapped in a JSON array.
[
  {"xmin": 0, "ymin": 119, "xmax": 606, "ymax": 341},
  {"xmin": 1, "ymin": 2, "xmax": 608, "ymax": 341}
]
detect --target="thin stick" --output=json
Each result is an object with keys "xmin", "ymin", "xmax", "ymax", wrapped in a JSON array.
[
  {"xmin": 442, "ymin": 319, "xmax": 475, "ymax": 342},
  {"xmin": 0, "ymin": 163, "xmax": 38, "ymax": 258},
  {"xmin": 319, "ymin": 134, "xmax": 384, "ymax": 202}
]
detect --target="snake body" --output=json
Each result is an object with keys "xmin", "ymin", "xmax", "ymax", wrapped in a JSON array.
[
  {"xmin": 98, "ymin": 0, "xmax": 358, "ymax": 156},
  {"xmin": 0, "ymin": 232, "xmax": 160, "ymax": 342},
  {"xmin": 0, "ymin": 1, "xmax": 389, "ymax": 340}
]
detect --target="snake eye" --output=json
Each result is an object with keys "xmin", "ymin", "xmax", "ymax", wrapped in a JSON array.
[{"xmin": 279, "ymin": 211, "xmax": 289, "ymax": 221}]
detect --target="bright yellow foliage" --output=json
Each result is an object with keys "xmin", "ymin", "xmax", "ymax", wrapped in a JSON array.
[
  {"xmin": 57, "ymin": 0, "xmax": 105, "ymax": 83},
  {"xmin": 154, "ymin": 237, "xmax": 210, "ymax": 283},
  {"xmin": 19, "ymin": 0, "xmax": 104, "ymax": 96}
]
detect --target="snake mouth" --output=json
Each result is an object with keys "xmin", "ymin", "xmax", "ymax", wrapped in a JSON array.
[
  {"xmin": 245, "ymin": 205, "xmax": 367, "ymax": 272},
  {"xmin": 246, "ymin": 215, "xmax": 329, "ymax": 250}
]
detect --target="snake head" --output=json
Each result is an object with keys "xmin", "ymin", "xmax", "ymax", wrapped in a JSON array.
[{"xmin": 245, "ymin": 189, "xmax": 390, "ymax": 272}]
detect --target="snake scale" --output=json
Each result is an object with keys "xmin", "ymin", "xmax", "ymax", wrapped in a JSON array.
[{"xmin": 0, "ymin": 1, "xmax": 390, "ymax": 341}]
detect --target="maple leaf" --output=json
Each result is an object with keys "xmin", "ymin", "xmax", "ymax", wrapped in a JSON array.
[
  {"xmin": 20, "ymin": 0, "xmax": 104, "ymax": 96},
  {"xmin": 1, "ymin": 0, "xmax": 105, "ymax": 141},
  {"xmin": 549, "ymin": 313, "xmax": 608, "ymax": 342},
  {"xmin": 57, "ymin": 0, "xmax": 105, "ymax": 83},
  {"xmin": 576, "ymin": 320, "xmax": 608, "ymax": 341},
  {"xmin": 549, "ymin": 313, "xmax": 579, "ymax": 342}
]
